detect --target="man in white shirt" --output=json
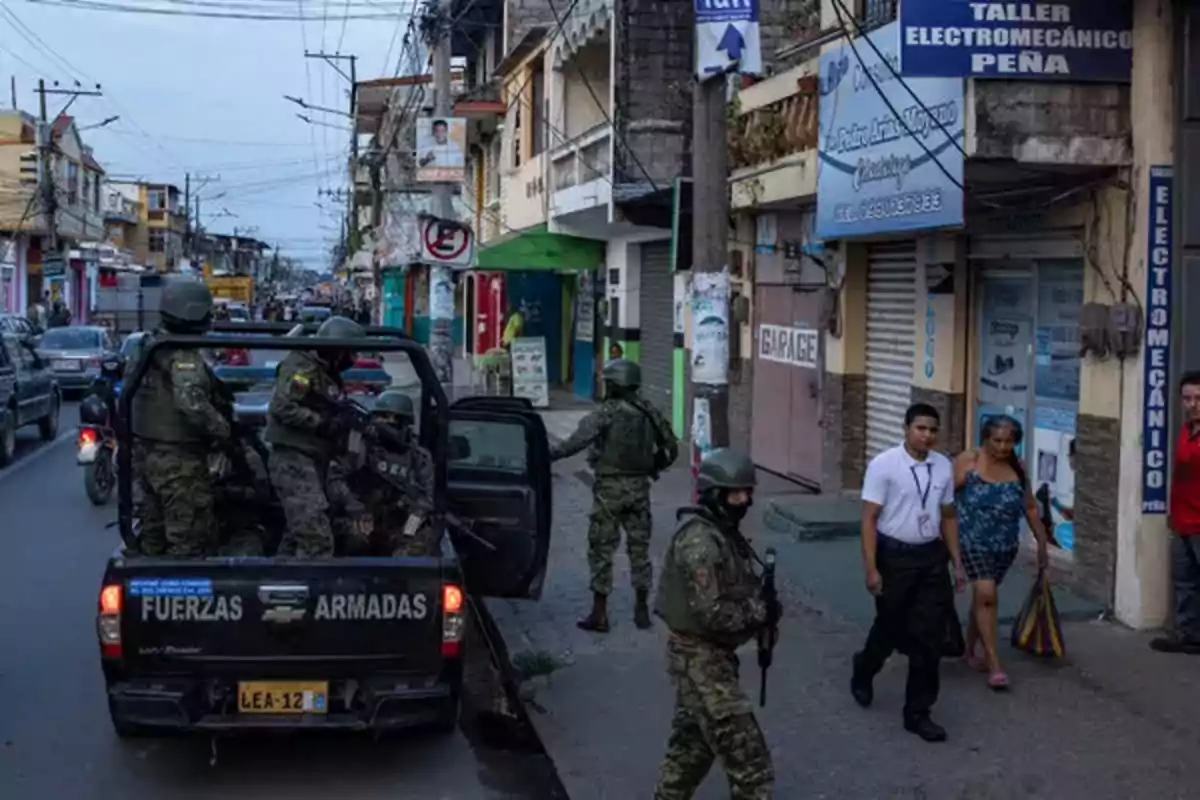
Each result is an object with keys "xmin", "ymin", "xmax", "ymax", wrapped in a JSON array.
[{"xmin": 851, "ymin": 402, "xmax": 965, "ymax": 743}]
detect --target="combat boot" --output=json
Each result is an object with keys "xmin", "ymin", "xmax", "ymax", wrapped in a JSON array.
[
  {"xmin": 634, "ymin": 588, "xmax": 652, "ymax": 630},
  {"xmin": 577, "ymin": 592, "xmax": 610, "ymax": 633}
]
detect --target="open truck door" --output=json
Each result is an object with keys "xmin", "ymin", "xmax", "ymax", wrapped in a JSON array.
[{"xmin": 447, "ymin": 396, "xmax": 551, "ymax": 599}]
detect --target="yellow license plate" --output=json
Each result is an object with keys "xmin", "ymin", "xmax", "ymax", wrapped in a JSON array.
[{"xmin": 237, "ymin": 681, "xmax": 328, "ymax": 714}]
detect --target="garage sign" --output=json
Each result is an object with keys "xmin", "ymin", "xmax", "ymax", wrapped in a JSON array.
[
  {"xmin": 420, "ymin": 217, "xmax": 474, "ymax": 270},
  {"xmin": 758, "ymin": 324, "xmax": 818, "ymax": 368}
]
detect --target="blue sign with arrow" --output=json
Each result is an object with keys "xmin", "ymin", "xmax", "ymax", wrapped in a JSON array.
[{"xmin": 695, "ymin": 0, "xmax": 762, "ymax": 81}]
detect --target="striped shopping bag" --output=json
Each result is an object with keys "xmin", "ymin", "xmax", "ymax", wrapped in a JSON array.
[{"xmin": 1010, "ymin": 570, "xmax": 1066, "ymax": 659}]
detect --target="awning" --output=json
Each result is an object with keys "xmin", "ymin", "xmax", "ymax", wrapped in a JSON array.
[{"xmin": 475, "ymin": 224, "xmax": 604, "ymax": 271}]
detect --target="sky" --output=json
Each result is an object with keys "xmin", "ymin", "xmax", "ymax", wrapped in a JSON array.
[{"xmin": 1, "ymin": 0, "xmax": 420, "ymax": 270}]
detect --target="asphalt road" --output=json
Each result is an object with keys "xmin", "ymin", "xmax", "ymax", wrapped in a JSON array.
[{"xmin": 0, "ymin": 408, "xmax": 567, "ymax": 800}]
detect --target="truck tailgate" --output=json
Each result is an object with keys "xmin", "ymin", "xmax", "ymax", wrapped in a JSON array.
[{"xmin": 113, "ymin": 559, "xmax": 446, "ymax": 675}]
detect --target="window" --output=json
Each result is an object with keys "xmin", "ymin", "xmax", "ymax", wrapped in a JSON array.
[
  {"xmin": 67, "ymin": 162, "xmax": 79, "ymax": 205},
  {"xmin": 860, "ymin": 0, "xmax": 897, "ymax": 31},
  {"xmin": 147, "ymin": 189, "xmax": 166, "ymax": 210},
  {"xmin": 40, "ymin": 327, "xmax": 103, "ymax": 349},
  {"xmin": 512, "ymin": 104, "xmax": 523, "ymax": 168},
  {"xmin": 149, "ymin": 229, "xmax": 166, "ymax": 253},
  {"xmin": 93, "ymin": 176, "xmax": 100, "ymax": 211},
  {"xmin": 448, "ymin": 419, "xmax": 529, "ymax": 474},
  {"xmin": 531, "ymin": 66, "xmax": 546, "ymax": 157}
]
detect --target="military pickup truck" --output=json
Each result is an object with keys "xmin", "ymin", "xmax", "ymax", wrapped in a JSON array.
[{"xmin": 97, "ymin": 324, "xmax": 552, "ymax": 736}]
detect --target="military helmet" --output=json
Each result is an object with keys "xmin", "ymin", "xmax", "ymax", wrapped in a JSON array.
[
  {"xmin": 696, "ymin": 448, "xmax": 757, "ymax": 493},
  {"xmin": 373, "ymin": 389, "xmax": 415, "ymax": 419},
  {"xmin": 315, "ymin": 315, "xmax": 365, "ymax": 340},
  {"xmin": 601, "ymin": 358, "xmax": 641, "ymax": 388},
  {"xmin": 159, "ymin": 278, "xmax": 214, "ymax": 333}
]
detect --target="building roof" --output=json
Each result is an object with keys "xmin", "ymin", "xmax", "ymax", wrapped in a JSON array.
[
  {"xmin": 82, "ymin": 148, "xmax": 105, "ymax": 174},
  {"xmin": 51, "ymin": 113, "xmax": 73, "ymax": 139}
]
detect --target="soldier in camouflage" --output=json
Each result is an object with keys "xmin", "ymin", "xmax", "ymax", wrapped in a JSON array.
[
  {"xmin": 130, "ymin": 278, "xmax": 232, "ymax": 557},
  {"xmin": 264, "ymin": 316, "xmax": 372, "ymax": 557},
  {"xmin": 653, "ymin": 448, "xmax": 776, "ymax": 800},
  {"xmin": 337, "ymin": 390, "xmax": 436, "ymax": 556},
  {"xmin": 550, "ymin": 358, "xmax": 679, "ymax": 632}
]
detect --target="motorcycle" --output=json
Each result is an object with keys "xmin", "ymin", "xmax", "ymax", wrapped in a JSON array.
[{"xmin": 78, "ymin": 356, "xmax": 123, "ymax": 506}]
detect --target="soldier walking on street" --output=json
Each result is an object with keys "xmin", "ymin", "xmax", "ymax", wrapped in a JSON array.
[
  {"xmin": 653, "ymin": 449, "xmax": 776, "ymax": 800},
  {"xmin": 130, "ymin": 278, "xmax": 232, "ymax": 557},
  {"xmin": 265, "ymin": 315, "xmax": 371, "ymax": 557},
  {"xmin": 550, "ymin": 358, "xmax": 679, "ymax": 632}
]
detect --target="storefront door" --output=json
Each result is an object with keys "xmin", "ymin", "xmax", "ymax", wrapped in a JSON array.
[
  {"xmin": 751, "ymin": 285, "xmax": 824, "ymax": 486},
  {"xmin": 976, "ymin": 260, "xmax": 1083, "ymax": 552}
]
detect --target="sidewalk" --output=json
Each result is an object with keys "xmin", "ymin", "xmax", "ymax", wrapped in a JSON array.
[{"xmin": 484, "ymin": 441, "xmax": 1199, "ymax": 799}]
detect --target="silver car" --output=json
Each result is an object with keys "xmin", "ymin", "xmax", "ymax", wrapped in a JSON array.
[{"xmin": 36, "ymin": 326, "xmax": 118, "ymax": 393}]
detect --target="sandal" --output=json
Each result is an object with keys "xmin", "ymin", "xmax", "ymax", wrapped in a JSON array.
[{"xmin": 987, "ymin": 671, "xmax": 1010, "ymax": 691}]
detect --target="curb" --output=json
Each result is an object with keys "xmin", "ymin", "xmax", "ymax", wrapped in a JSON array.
[{"xmin": 763, "ymin": 499, "xmax": 861, "ymax": 541}]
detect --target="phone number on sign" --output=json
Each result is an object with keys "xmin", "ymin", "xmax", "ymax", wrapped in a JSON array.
[{"xmin": 832, "ymin": 189, "xmax": 944, "ymax": 224}]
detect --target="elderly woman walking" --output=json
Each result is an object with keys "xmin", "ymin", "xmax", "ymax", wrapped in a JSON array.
[{"xmin": 953, "ymin": 415, "xmax": 1050, "ymax": 689}]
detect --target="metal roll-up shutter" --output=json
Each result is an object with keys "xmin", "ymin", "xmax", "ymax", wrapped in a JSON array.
[
  {"xmin": 639, "ymin": 240, "xmax": 675, "ymax": 414},
  {"xmin": 864, "ymin": 240, "xmax": 918, "ymax": 458}
]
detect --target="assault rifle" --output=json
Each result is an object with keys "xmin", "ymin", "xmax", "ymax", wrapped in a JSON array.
[
  {"xmin": 758, "ymin": 547, "xmax": 780, "ymax": 708},
  {"xmin": 311, "ymin": 392, "xmax": 496, "ymax": 552}
]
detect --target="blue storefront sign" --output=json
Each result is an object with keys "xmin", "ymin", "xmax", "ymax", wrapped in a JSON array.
[
  {"xmin": 1141, "ymin": 165, "xmax": 1173, "ymax": 514},
  {"xmin": 899, "ymin": 0, "xmax": 1133, "ymax": 82},
  {"xmin": 816, "ymin": 21, "xmax": 964, "ymax": 240}
]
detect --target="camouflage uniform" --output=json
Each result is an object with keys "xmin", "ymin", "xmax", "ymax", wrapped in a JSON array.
[
  {"xmin": 653, "ymin": 449, "xmax": 773, "ymax": 800},
  {"xmin": 213, "ymin": 442, "xmax": 275, "ymax": 557},
  {"xmin": 550, "ymin": 359, "xmax": 679, "ymax": 631},
  {"xmin": 264, "ymin": 316, "xmax": 365, "ymax": 557},
  {"xmin": 130, "ymin": 279, "xmax": 231, "ymax": 557}
]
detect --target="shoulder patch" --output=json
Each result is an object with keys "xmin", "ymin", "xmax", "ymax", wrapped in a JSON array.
[
  {"xmin": 290, "ymin": 373, "xmax": 311, "ymax": 391},
  {"xmin": 173, "ymin": 358, "xmax": 198, "ymax": 371},
  {"xmin": 691, "ymin": 566, "xmax": 712, "ymax": 590}
]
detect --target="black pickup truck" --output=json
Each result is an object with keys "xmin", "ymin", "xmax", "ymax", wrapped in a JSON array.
[{"xmin": 97, "ymin": 324, "xmax": 552, "ymax": 736}]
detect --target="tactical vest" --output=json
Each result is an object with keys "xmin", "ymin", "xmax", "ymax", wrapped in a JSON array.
[
  {"xmin": 129, "ymin": 336, "xmax": 207, "ymax": 445},
  {"xmin": 654, "ymin": 511, "xmax": 760, "ymax": 640},
  {"xmin": 263, "ymin": 351, "xmax": 339, "ymax": 458},
  {"xmin": 592, "ymin": 400, "xmax": 657, "ymax": 476}
]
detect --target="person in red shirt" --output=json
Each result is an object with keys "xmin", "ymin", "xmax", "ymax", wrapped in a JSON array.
[{"xmin": 1152, "ymin": 371, "xmax": 1200, "ymax": 654}]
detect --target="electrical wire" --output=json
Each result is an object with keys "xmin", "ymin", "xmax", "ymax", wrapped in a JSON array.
[{"xmin": 25, "ymin": 0, "xmax": 405, "ymax": 19}]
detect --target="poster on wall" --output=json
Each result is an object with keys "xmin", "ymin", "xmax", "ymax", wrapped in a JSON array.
[
  {"xmin": 428, "ymin": 269, "xmax": 455, "ymax": 320},
  {"xmin": 690, "ymin": 270, "xmax": 730, "ymax": 385},
  {"xmin": 576, "ymin": 272, "xmax": 594, "ymax": 342},
  {"xmin": 977, "ymin": 303, "xmax": 1032, "ymax": 425},
  {"xmin": 511, "ymin": 336, "xmax": 549, "ymax": 408}
]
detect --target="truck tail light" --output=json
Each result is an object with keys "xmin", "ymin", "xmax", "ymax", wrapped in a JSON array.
[
  {"xmin": 441, "ymin": 583, "xmax": 465, "ymax": 658},
  {"xmin": 97, "ymin": 583, "xmax": 122, "ymax": 659}
]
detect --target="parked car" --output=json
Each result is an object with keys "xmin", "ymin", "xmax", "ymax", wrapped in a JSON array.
[
  {"xmin": 0, "ymin": 313, "xmax": 39, "ymax": 338},
  {"xmin": 35, "ymin": 325, "xmax": 120, "ymax": 394},
  {"xmin": 0, "ymin": 332, "xmax": 60, "ymax": 466}
]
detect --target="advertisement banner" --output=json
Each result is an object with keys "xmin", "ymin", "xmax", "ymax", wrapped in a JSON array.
[
  {"xmin": 690, "ymin": 269, "xmax": 730, "ymax": 385},
  {"xmin": 816, "ymin": 21, "xmax": 965, "ymax": 239},
  {"xmin": 415, "ymin": 117, "xmax": 467, "ymax": 184},
  {"xmin": 898, "ymin": 0, "xmax": 1133, "ymax": 82},
  {"xmin": 1141, "ymin": 165, "xmax": 1173, "ymax": 514}
]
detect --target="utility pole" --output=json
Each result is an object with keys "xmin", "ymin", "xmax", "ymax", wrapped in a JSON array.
[
  {"xmin": 36, "ymin": 80, "xmax": 103, "ymax": 269},
  {"xmin": 428, "ymin": 0, "xmax": 456, "ymax": 393},
  {"xmin": 186, "ymin": 173, "xmax": 219, "ymax": 268},
  {"xmin": 305, "ymin": 51, "xmax": 359, "ymax": 252},
  {"xmin": 689, "ymin": 65, "xmax": 732, "ymax": 457}
]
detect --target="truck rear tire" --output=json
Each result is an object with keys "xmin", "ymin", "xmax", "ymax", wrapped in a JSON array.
[
  {"xmin": 431, "ymin": 694, "xmax": 461, "ymax": 735},
  {"xmin": 38, "ymin": 394, "xmax": 59, "ymax": 441},
  {"xmin": 108, "ymin": 701, "xmax": 152, "ymax": 739}
]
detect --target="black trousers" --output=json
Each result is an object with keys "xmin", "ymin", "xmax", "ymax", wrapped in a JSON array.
[{"xmin": 855, "ymin": 536, "xmax": 953, "ymax": 720}]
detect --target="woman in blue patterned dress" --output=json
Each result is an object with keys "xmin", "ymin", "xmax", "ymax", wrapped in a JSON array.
[{"xmin": 953, "ymin": 415, "xmax": 1051, "ymax": 689}]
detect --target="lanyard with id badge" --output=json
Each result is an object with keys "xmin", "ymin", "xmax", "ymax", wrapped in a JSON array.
[{"xmin": 911, "ymin": 463, "xmax": 937, "ymax": 540}]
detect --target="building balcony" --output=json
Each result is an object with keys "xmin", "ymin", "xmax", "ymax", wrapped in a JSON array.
[
  {"xmin": 102, "ymin": 194, "xmax": 139, "ymax": 224},
  {"xmin": 548, "ymin": 123, "xmax": 611, "ymax": 220},
  {"xmin": 729, "ymin": 61, "xmax": 820, "ymax": 210}
]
